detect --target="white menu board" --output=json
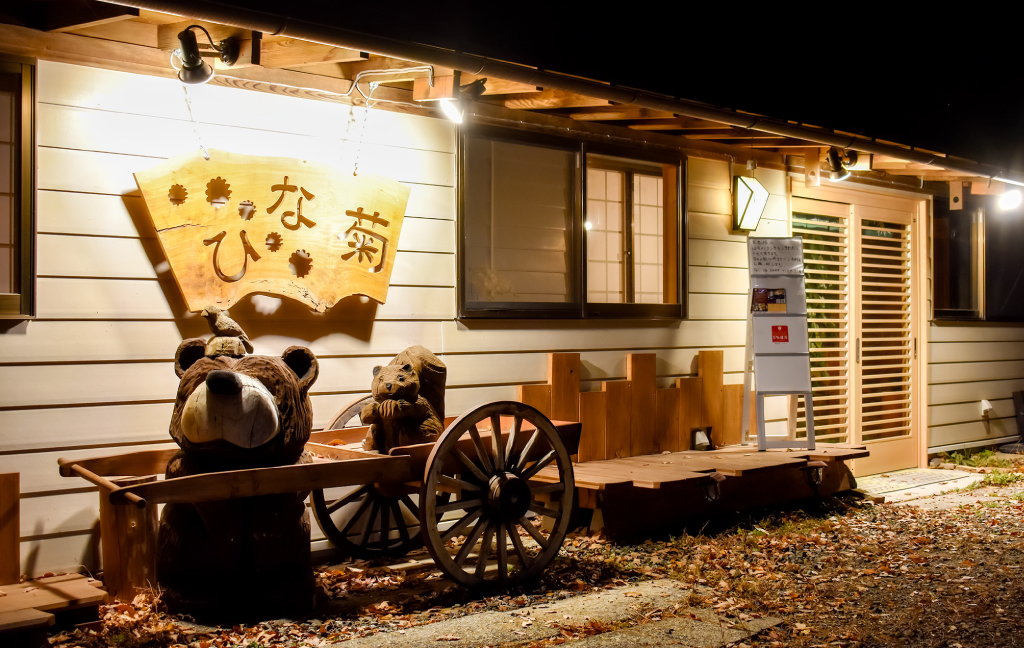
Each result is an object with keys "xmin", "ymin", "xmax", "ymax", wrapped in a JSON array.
[
  {"xmin": 744, "ymin": 236, "xmax": 814, "ymax": 450},
  {"xmin": 748, "ymin": 237, "xmax": 805, "ymax": 276}
]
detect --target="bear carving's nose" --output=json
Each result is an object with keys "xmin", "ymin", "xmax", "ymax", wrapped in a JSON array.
[
  {"xmin": 385, "ymin": 382, "xmax": 392, "ymax": 390},
  {"xmin": 206, "ymin": 370, "xmax": 243, "ymax": 395}
]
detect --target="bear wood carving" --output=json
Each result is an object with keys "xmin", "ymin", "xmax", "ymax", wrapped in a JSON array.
[
  {"xmin": 361, "ymin": 346, "xmax": 446, "ymax": 454},
  {"xmin": 158, "ymin": 311, "xmax": 318, "ymax": 620}
]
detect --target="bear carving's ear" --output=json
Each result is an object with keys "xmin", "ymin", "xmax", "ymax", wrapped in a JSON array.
[
  {"xmin": 282, "ymin": 346, "xmax": 319, "ymax": 392},
  {"xmin": 175, "ymin": 338, "xmax": 207, "ymax": 378},
  {"xmin": 402, "ymin": 364, "xmax": 413, "ymax": 373},
  {"xmin": 372, "ymin": 365, "xmax": 382, "ymax": 377}
]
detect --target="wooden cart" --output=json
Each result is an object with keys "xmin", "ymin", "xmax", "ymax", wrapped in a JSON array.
[{"xmin": 59, "ymin": 401, "xmax": 580, "ymax": 594}]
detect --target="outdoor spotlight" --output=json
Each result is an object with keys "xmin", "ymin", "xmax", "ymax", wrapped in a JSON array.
[
  {"xmin": 998, "ymin": 189, "xmax": 1023, "ymax": 211},
  {"xmin": 734, "ymin": 175, "xmax": 769, "ymax": 230},
  {"xmin": 175, "ymin": 25, "xmax": 240, "ymax": 85},
  {"xmin": 826, "ymin": 147, "xmax": 857, "ymax": 182},
  {"xmin": 439, "ymin": 78, "xmax": 488, "ymax": 123}
]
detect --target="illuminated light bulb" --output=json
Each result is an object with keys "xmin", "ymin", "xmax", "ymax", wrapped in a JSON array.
[
  {"xmin": 998, "ymin": 189, "xmax": 1023, "ymax": 211},
  {"xmin": 584, "ymin": 221, "xmax": 593, "ymax": 231},
  {"xmin": 439, "ymin": 99, "xmax": 463, "ymax": 123}
]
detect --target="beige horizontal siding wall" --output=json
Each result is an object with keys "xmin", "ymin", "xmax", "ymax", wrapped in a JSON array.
[
  {"xmin": 927, "ymin": 325, "xmax": 1024, "ymax": 451},
  {"xmin": 1, "ymin": 60, "xmax": 788, "ymax": 575}
]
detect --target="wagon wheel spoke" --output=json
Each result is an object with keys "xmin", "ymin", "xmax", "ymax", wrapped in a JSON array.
[
  {"xmin": 455, "ymin": 448, "xmax": 490, "ymax": 483},
  {"xmin": 399, "ymin": 494, "xmax": 421, "ymax": 519},
  {"xmin": 359, "ymin": 499, "xmax": 382, "ymax": 548},
  {"xmin": 518, "ymin": 516, "xmax": 550, "ymax": 550},
  {"xmin": 496, "ymin": 524, "xmax": 509, "ymax": 582},
  {"xmin": 467, "ymin": 423, "xmax": 494, "ymax": 473},
  {"xmin": 378, "ymin": 500, "xmax": 392, "ymax": 548},
  {"xmin": 529, "ymin": 482, "xmax": 565, "ymax": 496},
  {"xmin": 513, "ymin": 429, "xmax": 541, "ymax": 472},
  {"xmin": 338, "ymin": 491, "xmax": 375, "ymax": 537},
  {"xmin": 505, "ymin": 415, "xmax": 523, "ymax": 465},
  {"xmin": 326, "ymin": 484, "xmax": 371, "ymax": 515},
  {"xmin": 454, "ymin": 517, "xmax": 487, "ymax": 567},
  {"xmin": 437, "ymin": 498, "xmax": 482, "ymax": 514},
  {"xmin": 442, "ymin": 507, "xmax": 483, "ymax": 543},
  {"xmin": 529, "ymin": 502, "xmax": 562, "ymax": 519},
  {"xmin": 507, "ymin": 521, "xmax": 532, "ymax": 568},
  {"xmin": 520, "ymin": 449, "xmax": 557, "ymax": 480},
  {"xmin": 439, "ymin": 475, "xmax": 480, "ymax": 493},
  {"xmin": 490, "ymin": 415, "xmax": 505, "ymax": 471},
  {"xmin": 476, "ymin": 522, "xmax": 495, "ymax": 576},
  {"xmin": 393, "ymin": 500, "xmax": 412, "ymax": 544}
]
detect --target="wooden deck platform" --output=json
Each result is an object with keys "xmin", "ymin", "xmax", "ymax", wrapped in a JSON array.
[{"xmin": 536, "ymin": 444, "xmax": 868, "ymax": 538}]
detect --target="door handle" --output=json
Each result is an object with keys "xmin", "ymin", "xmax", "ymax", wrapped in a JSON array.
[{"xmin": 856, "ymin": 337, "xmax": 861, "ymax": 363}]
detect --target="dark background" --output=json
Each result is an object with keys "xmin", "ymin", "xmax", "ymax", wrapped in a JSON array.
[{"xmin": 229, "ymin": 2, "xmax": 1024, "ymax": 171}]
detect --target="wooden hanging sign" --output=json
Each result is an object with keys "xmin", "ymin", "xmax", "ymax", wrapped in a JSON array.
[{"xmin": 134, "ymin": 149, "xmax": 410, "ymax": 313}]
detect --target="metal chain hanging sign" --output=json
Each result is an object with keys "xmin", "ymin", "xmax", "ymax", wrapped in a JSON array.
[{"xmin": 134, "ymin": 149, "xmax": 410, "ymax": 313}]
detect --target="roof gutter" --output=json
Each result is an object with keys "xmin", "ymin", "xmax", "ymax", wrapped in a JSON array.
[{"xmin": 109, "ymin": 0, "xmax": 1024, "ymax": 187}]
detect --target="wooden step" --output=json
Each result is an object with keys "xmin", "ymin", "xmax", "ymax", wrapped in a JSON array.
[
  {"xmin": 0, "ymin": 608, "xmax": 54, "ymax": 634},
  {"xmin": 0, "ymin": 574, "xmax": 106, "ymax": 615}
]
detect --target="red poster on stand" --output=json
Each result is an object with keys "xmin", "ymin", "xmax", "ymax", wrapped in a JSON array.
[{"xmin": 771, "ymin": 325, "xmax": 789, "ymax": 343}]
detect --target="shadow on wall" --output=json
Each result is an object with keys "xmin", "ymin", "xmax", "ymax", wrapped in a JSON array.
[{"xmin": 123, "ymin": 192, "xmax": 380, "ymax": 344}]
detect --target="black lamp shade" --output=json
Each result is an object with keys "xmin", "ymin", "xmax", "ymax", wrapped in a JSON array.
[{"xmin": 177, "ymin": 28, "xmax": 214, "ymax": 85}]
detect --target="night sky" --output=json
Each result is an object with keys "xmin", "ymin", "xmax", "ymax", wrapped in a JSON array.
[{"xmin": 236, "ymin": 2, "xmax": 1024, "ymax": 171}]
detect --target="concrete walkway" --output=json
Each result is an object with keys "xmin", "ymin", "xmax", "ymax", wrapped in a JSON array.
[{"xmin": 329, "ymin": 580, "xmax": 780, "ymax": 648}]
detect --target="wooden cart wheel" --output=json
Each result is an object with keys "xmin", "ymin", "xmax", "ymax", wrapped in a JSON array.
[
  {"xmin": 312, "ymin": 393, "xmax": 447, "ymax": 559},
  {"xmin": 419, "ymin": 401, "xmax": 574, "ymax": 588},
  {"xmin": 312, "ymin": 484, "xmax": 446, "ymax": 559}
]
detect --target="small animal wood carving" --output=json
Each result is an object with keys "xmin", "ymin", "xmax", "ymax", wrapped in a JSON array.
[
  {"xmin": 361, "ymin": 346, "xmax": 446, "ymax": 453},
  {"xmin": 201, "ymin": 305, "xmax": 254, "ymax": 354}
]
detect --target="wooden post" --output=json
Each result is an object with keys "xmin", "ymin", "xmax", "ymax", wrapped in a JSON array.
[
  {"xmin": 721, "ymin": 384, "xmax": 744, "ymax": 447},
  {"xmin": 0, "ymin": 473, "xmax": 19, "ymax": 584},
  {"xmin": 602, "ymin": 381, "xmax": 632, "ymax": 459},
  {"xmin": 627, "ymin": 353, "xmax": 657, "ymax": 456},
  {"xmin": 655, "ymin": 388, "xmax": 681, "ymax": 453},
  {"xmin": 676, "ymin": 377, "xmax": 701, "ymax": 451},
  {"xmin": 698, "ymin": 350, "xmax": 725, "ymax": 447},
  {"xmin": 99, "ymin": 476, "xmax": 158, "ymax": 601},
  {"xmin": 578, "ymin": 391, "xmax": 607, "ymax": 463},
  {"xmin": 517, "ymin": 384, "xmax": 552, "ymax": 419},
  {"xmin": 548, "ymin": 353, "xmax": 581, "ymax": 423}
]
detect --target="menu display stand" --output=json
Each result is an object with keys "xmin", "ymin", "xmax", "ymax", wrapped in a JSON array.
[{"xmin": 741, "ymin": 237, "xmax": 815, "ymax": 451}]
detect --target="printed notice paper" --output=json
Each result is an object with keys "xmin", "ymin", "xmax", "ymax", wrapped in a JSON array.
[{"xmin": 751, "ymin": 288, "xmax": 787, "ymax": 312}]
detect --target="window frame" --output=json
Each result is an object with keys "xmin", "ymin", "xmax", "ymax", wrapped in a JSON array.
[
  {"xmin": 0, "ymin": 54, "xmax": 36, "ymax": 319},
  {"xmin": 456, "ymin": 125, "xmax": 686, "ymax": 320}
]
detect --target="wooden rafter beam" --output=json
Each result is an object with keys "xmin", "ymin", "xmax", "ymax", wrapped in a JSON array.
[
  {"xmin": 502, "ymin": 89, "xmax": 610, "ymax": 110},
  {"xmin": 156, "ymin": 20, "xmax": 251, "ymax": 50},
  {"xmin": 260, "ymin": 36, "xmax": 367, "ymax": 68},
  {"xmin": 625, "ymin": 117, "xmax": 731, "ymax": 130},
  {"xmin": 42, "ymin": 1, "xmax": 139, "ymax": 33},
  {"xmin": 567, "ymin": 107, "xmax": 674, "ymax": 121}
]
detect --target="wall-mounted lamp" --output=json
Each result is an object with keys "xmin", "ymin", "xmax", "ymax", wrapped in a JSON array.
[
  {"xmin": 438, "ymin": 78, "xmax": 488, "ymax": 123},
  {"xmin": 998, "ymin": 189, "xmax": 1023, "ymax": 211},
  {"xmin": 174, "ymin": 25, "xmax": 239, "ymax": 85},
  {"xmin": 734, "ymin": 175, "xmax": 769, "ymax": 231},
  {"xmin": 825, "ymin": 147, "xmax": 858, "ymax": 182}
]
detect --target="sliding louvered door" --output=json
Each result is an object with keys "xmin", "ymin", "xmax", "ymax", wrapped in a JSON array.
[
  {"xmin": 792, "ymin": 199, "xmax": 853, "ymax": 444},
  {"xmin": 790, "ymin": 184, "xmax": 922, "ymax": 476}
]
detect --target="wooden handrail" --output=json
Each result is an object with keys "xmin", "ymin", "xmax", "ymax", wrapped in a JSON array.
[{"xmin": 69, "ymin": 464, "xmax": 147, "ymax": 508}]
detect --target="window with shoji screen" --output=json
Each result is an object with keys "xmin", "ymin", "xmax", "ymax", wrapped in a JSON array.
[{"xmin": 586, "ymin": 154, "xmax": 668, "ymax": 307}]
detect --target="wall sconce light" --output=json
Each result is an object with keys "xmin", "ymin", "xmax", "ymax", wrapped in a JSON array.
[
  {"xmin": 734, "ymin": 175, "xmax": 769, "ymax": 230},
  {"xmin": 826, "ymin": 147, "xmax": 858, "ymax": 182},
  {"xmin": 438, "ymin": 78, "xmax": 488, "ymax": 123},
  {"xmin": 174, "ymin": 25, "xmax": 239, "ymax": 85},
  {"xmin": 998, "ymin": 189, "xmax": 1023, "ymax": 211}
]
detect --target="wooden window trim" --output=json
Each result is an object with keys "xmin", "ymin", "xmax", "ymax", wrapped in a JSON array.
[
  {"xmin": 0, "ymin": 54, "xmax": 35, "ymax": 319},
  {"xmin": 457, "ymin": 125, "xmax": 687, "ymax": 321}
]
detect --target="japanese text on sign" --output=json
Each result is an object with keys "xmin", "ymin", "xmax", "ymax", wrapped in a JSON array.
[{"xmin": 748, "ymin": 237, "xmax": 804, "ymax": 276}]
